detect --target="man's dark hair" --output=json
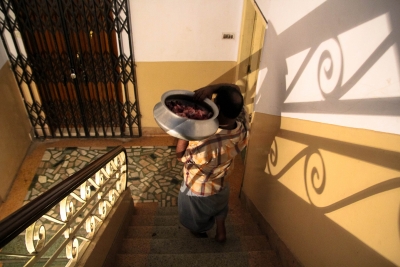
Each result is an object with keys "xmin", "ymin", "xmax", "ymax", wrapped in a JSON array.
[{"xmin": 214, "ymin": 86, "xmax": 244, "ymax": 119}]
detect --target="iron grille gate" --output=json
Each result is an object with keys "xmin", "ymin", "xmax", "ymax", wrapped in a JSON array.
[{"xmin": 0, "ymin": 0, "xmax": 141, "ymax": 138}]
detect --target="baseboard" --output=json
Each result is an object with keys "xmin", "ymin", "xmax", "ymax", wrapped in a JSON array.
[
  {"xmin": 240, "ymin": 191, "xmax": 304, "ymax": 267},
  {"xmin": 141, "ymin": 127, "xmax": 169, "ymax": 137}
]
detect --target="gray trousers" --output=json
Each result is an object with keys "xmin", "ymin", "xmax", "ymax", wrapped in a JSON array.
[{"xmin": 178, "ymin": 182, "xmax": 230, "ymax": 233}]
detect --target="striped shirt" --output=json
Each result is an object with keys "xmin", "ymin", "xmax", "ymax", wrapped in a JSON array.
[{"xmin": 180, "ymin": 120, "xmax": 249, "ymax": 196}]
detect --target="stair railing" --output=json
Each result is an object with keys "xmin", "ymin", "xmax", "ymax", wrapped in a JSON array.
[{"xmin": 0, "ymin": 146, "xmax": 128, "ymax": 266}]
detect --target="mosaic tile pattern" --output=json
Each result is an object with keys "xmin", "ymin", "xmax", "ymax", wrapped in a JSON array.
[{"xmin": 26, "ymin": 146, "xmax": 184, "ymax": 207}]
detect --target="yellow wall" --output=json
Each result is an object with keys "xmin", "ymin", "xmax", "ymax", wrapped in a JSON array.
[
  {"xmin": 243, "ymin": 112, "xmax": 400, "ymax": 266},
  {"xmin": 0, "ymin": 62, "xmax": 32, "ymax": 203},
  {"xmin": 236, "ymin": 0, "xmax": 266, "ymax": 116},
  {"xmin": 135, "ymin": 61, "xmax": 237, "ymax": 134}
]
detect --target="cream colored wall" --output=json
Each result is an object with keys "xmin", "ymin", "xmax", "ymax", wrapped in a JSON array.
[
  {"xmin": 0, "ymin": 61, "xmax": 32, "ymax": 203},
  {"xmin": 130, "ymin": 0, "xmax": 243, "ymax": 62},
  {"xmin": 129, "ymin": 0, "xmax": 244, "ymax": 133},
  {"xmin": 244, "ymin": 0, "xmax": 400, "ymax": 266}
]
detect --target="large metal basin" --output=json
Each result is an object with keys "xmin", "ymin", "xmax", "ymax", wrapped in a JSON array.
[{"xmin": 153, "ymin": 90, "xmax": 219, "ymax": 141}]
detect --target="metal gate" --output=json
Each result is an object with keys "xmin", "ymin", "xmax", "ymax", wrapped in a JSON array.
[{"xmin": 0, "ymin": 0, "xmax": 141, "ymax": 138}]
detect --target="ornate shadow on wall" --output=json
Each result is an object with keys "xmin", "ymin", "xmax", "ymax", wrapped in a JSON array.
[
  {"xmin": 265, "ymin": 130, "xmax": 400, "ymax": 214},
  {"xmin": 280, "ymin": 0, "xmax": 400, "ymax": 116},
  {"xmin": 254, "ymin": 0, "xmax": 400, "ymax": 214}
]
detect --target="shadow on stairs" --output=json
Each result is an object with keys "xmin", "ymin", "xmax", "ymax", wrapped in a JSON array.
[{"xmin": 108, "ymin": 202, "xmax": 282, "ymax": 267}]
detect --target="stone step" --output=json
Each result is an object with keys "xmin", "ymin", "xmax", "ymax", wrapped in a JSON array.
[
  {"xmin": 129, "ymin": 212, "xmax": 256, "ymax": 227},
  {"xmin": 119, "ymin": 235, "xmax": 271, "ymax": 255},
  {"xmin": 119, "ymin": 202, "xmax": 284, "ymax": 267},
  {"xmin": 115, "ymin": 251, "xmax": 282, "ymax": 267},
  {"xmin": 132, "ymin": 202, "xmax": 160, "ymax": 215},
  {"xmin": 133, "ymin": 202, "xmax": 250, "ymax": 216},
  {"xmin": 126, "ymin": 223, "xmax": 263, "ymax": 239}
]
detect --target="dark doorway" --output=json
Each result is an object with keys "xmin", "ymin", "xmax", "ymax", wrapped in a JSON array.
[{"xmin": 0, "ymin": 0, "xmax": 141, "ymax": 138}]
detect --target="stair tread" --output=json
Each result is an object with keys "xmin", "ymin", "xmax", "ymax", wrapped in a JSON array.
[
  {"xmin": 129, "ymin": 212, "xmax": 256, "ymax": 226},
  {"xmin": 116, "ymin": 199, "xmax": 284, "ymax": 266},
  {"xmin": 133, "ymin": 203, "xmax": 250, "ymax": 216},
  {"xmin": 119, "ymin": 235, "xmax": 271, "ymax": 254},
  {"xmin": 132, "ymin": 202, "xmax": 160, "ymax": 215},
  {"xmin": 126, "ymin": 223, "xmax": 263, "ymax": 239},
  {"xmin": 115, "ymin": 251, "xmax": 282, "ymax": 267}
]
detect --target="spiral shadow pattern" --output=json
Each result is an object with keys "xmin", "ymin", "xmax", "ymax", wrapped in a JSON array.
[
  {"xmin": 304, "ymin": 148, "xmax": 327, "ymax": 201},
  {"xmin": 317, "ymin": 38, "xmax": 343, "ymax": 99}
]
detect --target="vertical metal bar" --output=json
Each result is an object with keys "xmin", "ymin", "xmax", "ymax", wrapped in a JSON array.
[
  {"xmin": 28, "ymin": 1, "xmax": 56, "ymax": 138},
  {"xmin": 90, "ymin": 0, "xmax": 116, "ymax": 137},
  {"xmin": 69, "ymin": 1, "xmax": 99, "ymax": 137},
  {"xmin": 95, "ymin": 0, "xmax": 114, "ymax": 137},
  {"xmin": 82, "ymin": 1, "xmax": 106, "ymax": 136},
  {"xmin": 29, "ymin": 0, "xmax": 57, "ymax": 137},
  {"xmin": 0, "ymin": 1, "xmax": 36, "ymax": 135},
  {"xmin": 125, "ymin": 0, "xmax": 141, "ymax": 136},
  {"xmin": 20, "ymin": 0, "xmax": 53, "ymax": 138},
  {"xmin": 105, "ymin": 0, "xmax": 125, "ymax": 136},
  {"xmin": 104, "ymin": 0, "xmax": 124, "ymax": 136},
  {"xmin": 3, "ymin": 0, "xmax": 48, "ymax": 137},
  {"xmin": 88, "ymin": 0, "xmax": 115, "ymax": 137},
  {"xmin": 53, "ymin": 0, "xmax": 82, "ymax": 137},
  {"xmin": 31, "ymin": 0, "xmax": 67, "ymax": 138},
  {"xmin": 41, "ymin": 0, "xmax": 75, "ymax": 138},
  {"xmin": 57, "ymin": 0, "xmax": 89, "ymax": 137},
  {"xmin": 113, "ymin": 0, "xmax": 132, "ymax": 136}
]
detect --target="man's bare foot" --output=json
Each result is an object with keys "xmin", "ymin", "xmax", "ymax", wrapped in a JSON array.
[{"xmin": 215, "ymin": 218, "xmax": 226, "ymax": 243}]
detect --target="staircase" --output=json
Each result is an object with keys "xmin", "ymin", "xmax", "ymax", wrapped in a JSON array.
[{"xmin": 112, "ymin": 201, "xmax": 282, "ymax": 267}]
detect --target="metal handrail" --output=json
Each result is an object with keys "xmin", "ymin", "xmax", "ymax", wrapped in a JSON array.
[{"xmin": 0, "ymin": 145, "xmax": 127, "ymax": 249}]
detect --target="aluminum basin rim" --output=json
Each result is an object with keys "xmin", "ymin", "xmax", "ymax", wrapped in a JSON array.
[{"xmin": 161, "ymin": 90, "xmax": 219, "ymax": 121}]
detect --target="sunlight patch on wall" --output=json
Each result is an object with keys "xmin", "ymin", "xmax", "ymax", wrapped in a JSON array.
[
  {"xmin": 338, "ymin": 13, "xmax": 392, "ymax": 88},
  {"xmin": 340, "ymin": 44, "xmax": 400, "ymax": 100},
  {"xmin": 326, "ymin": 188, "xmax": 400, "ymax": 265},
  {"xmin": 267, "ymin": 0, "xmax": 327, "ymax": 35},
  {"xmin": 284, "ymin": 38, "xmax": 341, "ymax": 103},
  {"xmin": 283, "ymin": 113, "xmax": 400, "ymax": 135}
]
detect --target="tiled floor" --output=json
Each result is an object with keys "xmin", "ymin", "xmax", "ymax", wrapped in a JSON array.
[
  {"xmin": 28, "ymin": 145, "xmax": 183, "ymax": 207},
  {"xmin": 0, "ymin": 136, "xmax": 179, "ymax": 220}
]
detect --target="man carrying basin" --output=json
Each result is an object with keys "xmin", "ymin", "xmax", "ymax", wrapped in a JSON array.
[{"xmin": 176, "ymin": 83, "xmax": 250, "ymax": 242}]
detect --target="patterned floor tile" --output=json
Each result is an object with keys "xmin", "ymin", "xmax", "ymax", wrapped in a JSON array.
[{"xmin": 27, "ymin": 146, "xmax": 184, "ymax": 207}]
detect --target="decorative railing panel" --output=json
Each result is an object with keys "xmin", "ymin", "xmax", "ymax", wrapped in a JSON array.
[{"xmin": 0, "ymin": 146, "xmax": 127, "ymax": 266}]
